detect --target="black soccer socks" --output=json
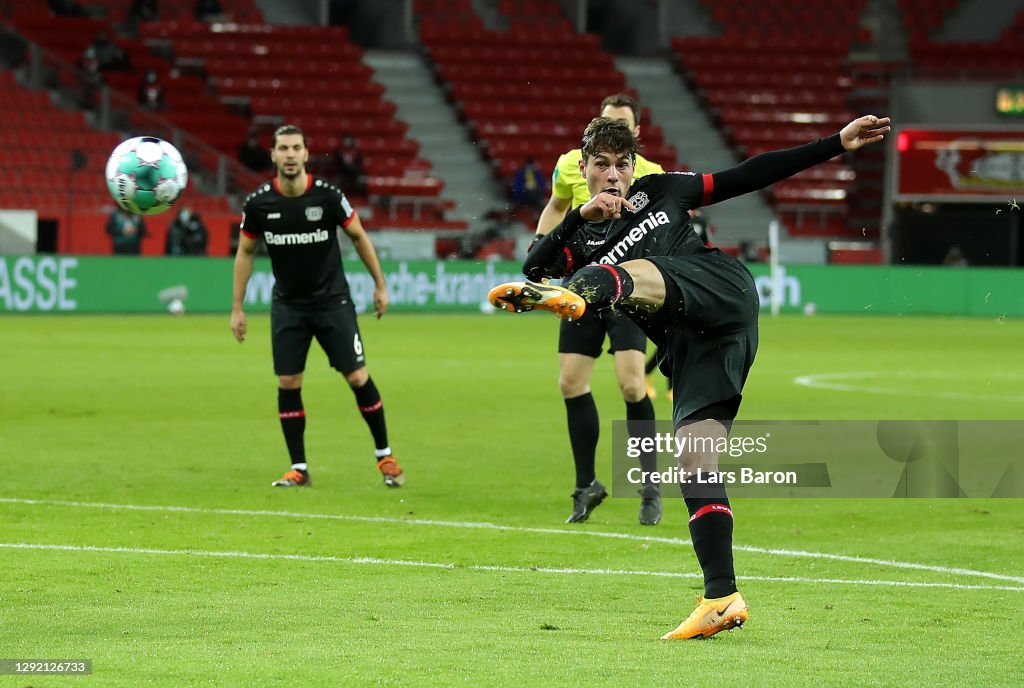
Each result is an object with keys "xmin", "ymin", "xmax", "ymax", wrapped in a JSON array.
[
  {"xmin": 682, "ymin": 480, "xmax": 738, "ymax": 599},
  {"xmin": 565, "ymin": 264, "xmax": 634, "ymax": 310},
  {"xmin": 352, "ymin": 376, "xmax": 389, "ymax": 453},
  {"xmin": 565, "ymin": 392, "xmax": 600, "ymax": 488},
  {"xmin": 278, "ymin": 387, "xmax": 307, "ymax": 467},
  {"xmin": 625, "ymin": 396, "xmax": 658, "ymax": 482}
]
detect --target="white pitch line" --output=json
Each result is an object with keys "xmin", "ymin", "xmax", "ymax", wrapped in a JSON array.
[
  {"xmin": 793, "ymin": 371, "xmax": 1024, "ymax": 403},
  {"xmin": 3, "ymin": 543, "xmax": 1023, "ymax": 593},
  {"xmin": 2, "ymin": 497, "xmax": 1022, "ymax": 585}
]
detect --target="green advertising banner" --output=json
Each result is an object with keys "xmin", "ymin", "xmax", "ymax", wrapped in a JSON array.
[
  {"xmin": 1, "ymin": 255, "xmax": 1022, "ymax": 316},
  {"xmin": 0, "ymin": 256, "xmax": 526, "ymax": 314},
  {"xmin": 743, "ymin": 264, "xmax": 1024, "ymax": 318}
]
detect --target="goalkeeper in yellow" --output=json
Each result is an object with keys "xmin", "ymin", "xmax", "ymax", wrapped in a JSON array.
[{"xmin": 534, "ymin": 93, "xmax": 665, "ymax": 526}]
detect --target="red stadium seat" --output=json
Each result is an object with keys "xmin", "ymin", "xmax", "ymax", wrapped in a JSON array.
[{"xmin": 419, "ymin": 0, "xmax": 679, "ymax": 189}]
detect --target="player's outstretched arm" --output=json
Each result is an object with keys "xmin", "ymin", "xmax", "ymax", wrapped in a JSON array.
[{"xmin": 705, "ymin": 115, "xmax": 890, "ymax": 206}]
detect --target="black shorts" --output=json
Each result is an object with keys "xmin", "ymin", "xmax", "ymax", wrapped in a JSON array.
[
  {"xmin": 557, "ymin": 307, "xmax": 647, "ymax": 358},
  {"xmin": 639, "ymin": 252, "xmax": 759, "ymax": 427},
  {"xmin": 271, "ymin": 298, "xmax": 366, "ymax": 375}
]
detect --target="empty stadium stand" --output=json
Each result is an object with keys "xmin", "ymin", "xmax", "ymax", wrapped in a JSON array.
[
  {"xmin": 138, "ymin": 18, "xmax": 461, "ymax": 229},
  {"xmin": 900, "ymin": 0, "xmax": 1024, "ymax": 76},
  {"xmin": 6, "ymin": 4, "xmax": 253, "ymax": 161},
  {"xmin": 672, "ymin": 0, "xmax": 881, "ymax": 238},
  {"xmin": 416, "ymin": 0, "xmax": 678, "ymax": 190},
  {"xmin": 1, "ymin": 0, "xmax": 468, "ymax": 254},
  {"xmin": 0, "ymin": 66, "xmax": 242, "ymax": 255}
]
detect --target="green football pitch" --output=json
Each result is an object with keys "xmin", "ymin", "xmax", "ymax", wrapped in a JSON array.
[{"xmin": 2, "ymin": 312, "xmax": 1022, "ymax": 686}]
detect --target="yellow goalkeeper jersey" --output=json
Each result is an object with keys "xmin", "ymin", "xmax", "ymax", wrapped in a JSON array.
[{"xmin": 551, "ymin": 149, "xmax": 665, "ymax": 209}]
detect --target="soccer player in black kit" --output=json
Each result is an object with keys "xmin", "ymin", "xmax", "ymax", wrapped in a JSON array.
[
  {"xmin": 490, "ymin": 114, "xmax": 889, "ymax": 639},
  {"xmin": 231, "ymin": 125, "xmax": 405, "ymax": 488}
]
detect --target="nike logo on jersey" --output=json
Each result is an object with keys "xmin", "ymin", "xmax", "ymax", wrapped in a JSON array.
[
  {"xmin": 597, "ymin": 210, "xmax": 671, "ymax": 265},
  {"xmin": 264, "ymin": 229, "xmax": 330, "ymax": 246}
]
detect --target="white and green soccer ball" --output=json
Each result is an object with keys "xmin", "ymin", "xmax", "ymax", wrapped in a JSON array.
[{"xmin": 105, "ymin": 136, "xmax": 188, "ymax": 215}]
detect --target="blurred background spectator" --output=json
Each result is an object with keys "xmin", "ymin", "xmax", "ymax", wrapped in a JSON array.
[
  {"xmin": 511, "ymin": 158, "xmax": 545, "ymax": 218},
  {"xmin": 195, "ymin": 0, "xmax": 225, "ymax": 22},
  {"xmin": 165, "ymin": 207, "xmax": 209, "ymax": 256},
  {"xmin": 106, "ymin": 207, "xmax": 147, "ymax": 255},
  {"xmin": 76, "ymin": 46, "xmax": 104, "ymax": 110},
  {"xmin": 137, "ymin": 70, "xmax": 166, "ymax": 111},
  {"xmin": 238, "ymin": 131, "xmax": 272, "ymax": 173},
  {"xmin": 943, "ymin": 245, "xmax": 968, "ymax": 267},
  {"xmin": 333, "ymin": 134, "xmax": 366, "ymax": 196},
  {"xmin": 91, "ymin": 32, "xmax": 129, "ymax": 71},
  {"xmin": 128, "ymin": 0, "xmax": 159, "ymax": 25},
  {"xmin": 49, "ymin": 0, "xmax": 88, "ymax": 17}
]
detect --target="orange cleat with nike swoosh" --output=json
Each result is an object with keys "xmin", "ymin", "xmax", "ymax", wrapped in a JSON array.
[
  {"xmin": 487, "ymin": 281, "xmax": 587, "ymax": 321},
  {"xmin": 661, "ymin": 592, "xmax": 748, "ymax": 640}
]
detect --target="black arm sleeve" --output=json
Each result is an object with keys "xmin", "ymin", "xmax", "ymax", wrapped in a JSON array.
[
  {"xmin": 709, "ymin": 133, "xmax": 845, "ymax": 205},
  {"xmin": 522, "ymin": 207, "xmax": 586, "ymax": 281}
]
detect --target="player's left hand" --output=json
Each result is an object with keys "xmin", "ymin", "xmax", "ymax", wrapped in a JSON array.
[
  {"xmin": 840, "ymin": 115, "xmax": 891, "ymax": 151},
  {"xmin": 373, "ymin": 286, "xmax": 388, "ymax": 319}
]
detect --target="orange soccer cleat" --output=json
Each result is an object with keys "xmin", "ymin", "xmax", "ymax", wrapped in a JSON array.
[
  {"xmin": 660, "ymin": 592, "xmax": 748, "ymax": 640},
  {"xmin": 487, "ymin": 281, "xmax": 587, "ymax": 321},
  {"xmin": 377, "ymin": 456, "xmax": 405, "ymax": 488},
  {"xmin": 272, "ymin": 469, "xmax": 311, "ymax": 487}
]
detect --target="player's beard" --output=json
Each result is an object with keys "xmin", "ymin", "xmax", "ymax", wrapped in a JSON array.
[{"xmin": 278, "ymin": 164, "xmax": 303, "ymax": 180}]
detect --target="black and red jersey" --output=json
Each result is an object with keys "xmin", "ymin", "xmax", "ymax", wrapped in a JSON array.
[{"xmin": 241, "ymin": 175, "xmax": 357, "ymax": 306}]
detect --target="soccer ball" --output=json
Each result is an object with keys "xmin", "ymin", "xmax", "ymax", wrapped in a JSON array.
[{"xmin": 105, "ymin": 136, "xmax": 188, "ymax": 215}]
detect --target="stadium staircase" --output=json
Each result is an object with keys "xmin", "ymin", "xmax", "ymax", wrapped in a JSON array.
[
  {"xmin": 362, "ymin": 50, "xmax": 505, "ymax": 230},
  {"xmin": 898, "ymin": 0, "xmax": 1024, "ymax": 77},
  {"xmin": 672, "ymin": 0, "xmax": 878, "ymax": 240},
  {"xmin": 1, "ymin": 0, "xmax": 468, "ymax": 256},
  {"xmin": 939, "ymin": 0, "xmax": 1024, "ymax": 42},
  {"xmin": 414, "ymin": 0, "xmax": 679, "ymax": 232},
  {"xmin": 616, "ymin": 57, "xmax": 776, "ymax": 246},
  {"xmin": 135, "ymin": 18, "xmax": 464, "ymax": 232}
]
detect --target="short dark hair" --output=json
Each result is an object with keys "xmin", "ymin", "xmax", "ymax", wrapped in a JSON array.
[
  {"xmin": 599, "ymin": 93, "xmax": 640, "ymax": 125},
  {"xmin": 272, "ymin": 124, "xmax": 306, "ymax": 148},
  {"xmin": 581, "ymin": 117, "xmax": 637, "ymax": 162}
]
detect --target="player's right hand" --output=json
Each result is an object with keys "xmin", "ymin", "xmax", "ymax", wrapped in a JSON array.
[
  {"xmin": 580, "ymin": 192, "xmax": 636, "ymax": 221},
  {"xmin": 230, "ymin": 309, "xmax": 247, "ymax": 343}
]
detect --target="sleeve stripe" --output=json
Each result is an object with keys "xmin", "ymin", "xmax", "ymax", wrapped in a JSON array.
[
  {"xmin": 701, "ymin": 173, "xmax": 714, "ymax": 207},
  {"xmin": 562, "ymin": 246, "xmax": 574, "ymax": 274},
  {"xmin": 240, "ymin": 228, "xmax": 258, "ymax": 239},
  {"xmin": 342, "ymin": 210, "xmax": 359, "ymax": 228}
]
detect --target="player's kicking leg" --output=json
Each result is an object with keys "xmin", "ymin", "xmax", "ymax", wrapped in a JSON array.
[{"xmin": 489, "ymin": 260, "xmax": 665, "ymax": 320}]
